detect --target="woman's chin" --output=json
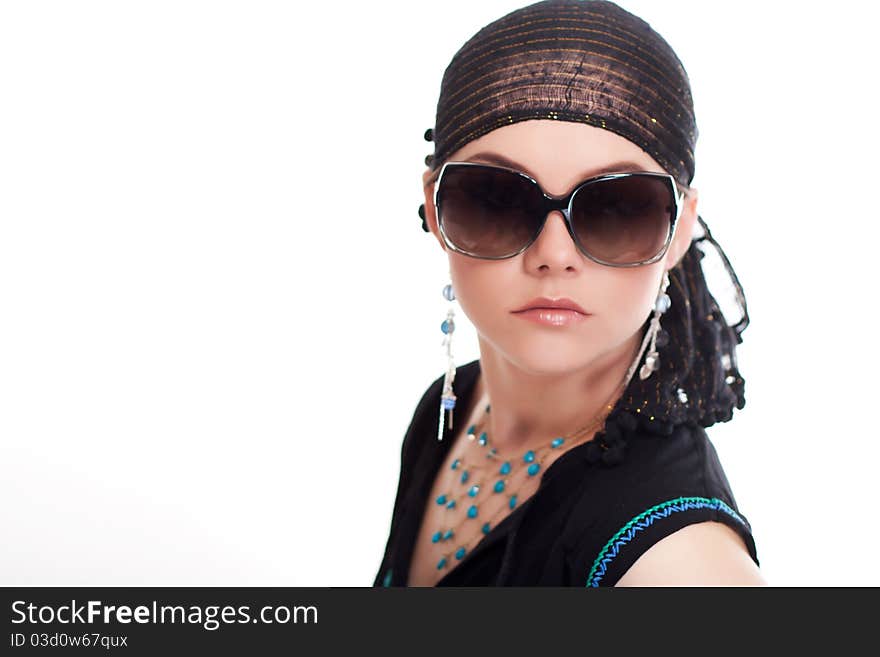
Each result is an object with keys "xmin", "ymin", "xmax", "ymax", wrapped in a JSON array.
[{"xmin": 496, "ymin": 344, "xmax": 599, "ymax": 376}]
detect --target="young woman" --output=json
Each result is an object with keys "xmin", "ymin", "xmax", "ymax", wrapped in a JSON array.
[{"xmin": 375, "ymin": 0, "xmax": 766, "ymax": 587}]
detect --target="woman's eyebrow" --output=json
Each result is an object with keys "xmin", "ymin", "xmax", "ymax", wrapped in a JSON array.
[{"xmin": 465, "ymin": 151, "xmax": 650, "ymax": 179}]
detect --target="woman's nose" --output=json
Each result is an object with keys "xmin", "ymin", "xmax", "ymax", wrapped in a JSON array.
[
  {"xmin": 533, "ymin": 210, "xmax": 578, "ymax": 249},
  {"xmin": 523, "ymin": 210, "xmax": 584, "ymax": 269}
]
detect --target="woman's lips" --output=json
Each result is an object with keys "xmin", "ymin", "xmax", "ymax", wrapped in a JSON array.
[{"xmin": 512, "ymin": 308, "xmax": 591, "ymax": 326}]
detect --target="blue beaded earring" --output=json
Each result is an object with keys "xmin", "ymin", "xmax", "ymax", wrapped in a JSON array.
[
  {"xmin": 638, "ymin": 270, "xmax": 672, "ymax": 380},
  {"xmin": 437, "ymin": 280, "xmax": 457, "ymax": 441}
]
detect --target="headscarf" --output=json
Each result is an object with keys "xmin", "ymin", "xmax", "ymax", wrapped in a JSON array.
[{"xmin": 420, "ymin": 0, "xmax": 749, "ymax": 466}]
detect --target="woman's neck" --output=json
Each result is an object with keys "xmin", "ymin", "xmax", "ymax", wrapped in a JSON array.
[{"xmin": 471, "ymin": 330, "xmax": 642, "ymax": 453}]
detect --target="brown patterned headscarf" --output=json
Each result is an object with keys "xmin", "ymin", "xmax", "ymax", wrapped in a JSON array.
[
  {"xmin": 426, "ymin": 0, "xmax": 696, "ymax": 188},
  {"xmin": 419, "ymin": 0, "xmax": 750, "ymax": 466}
]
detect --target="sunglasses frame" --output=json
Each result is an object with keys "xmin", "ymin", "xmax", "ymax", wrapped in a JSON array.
[{"xmin": 433, "ymin": 161, "xmax": 685, "ymax": 267}]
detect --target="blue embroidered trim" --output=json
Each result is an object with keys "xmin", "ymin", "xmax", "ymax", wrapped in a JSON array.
[{"xmin": 585, "ymin": 496, "xmax": 747, "ymax": 587}]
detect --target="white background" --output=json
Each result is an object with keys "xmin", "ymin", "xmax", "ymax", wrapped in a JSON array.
[{"xmin": 1, "ymin": 0, "xmax": 877, "ymax": 586}]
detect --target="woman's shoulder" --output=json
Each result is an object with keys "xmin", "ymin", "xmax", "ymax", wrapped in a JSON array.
[{"xmin": 560, "ymin": 421, "xmax": 761, "ymax": 586}]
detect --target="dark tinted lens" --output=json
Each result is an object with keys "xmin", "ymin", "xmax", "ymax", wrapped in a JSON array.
[
  {"xmin": 437, "ymin": 164, "xmax": 545, "ymax": 258},
  {"xmin": 569, "ymin": 174, "xmax": 674, "ymax": 264}
]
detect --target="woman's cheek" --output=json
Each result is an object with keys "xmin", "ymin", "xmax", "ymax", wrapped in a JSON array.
[
  {"xmin": 450, "ymin": 264, "xmax": 513, "ymax": 322},
  {"xmin": 591, "ymin": 280, "xmax": 647, "ymax": 337}
]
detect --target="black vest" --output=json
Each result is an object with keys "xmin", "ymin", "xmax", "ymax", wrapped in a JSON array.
[{"xmin": 373, "ymin": 358, "xmax": 759, "ymax": 587}]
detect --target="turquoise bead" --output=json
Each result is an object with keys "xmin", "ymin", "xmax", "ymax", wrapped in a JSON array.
[
  {"xmin": 442, "ymin": 397, "xmax": 455, "ymax": 410},
  {"xmin": 383, "ymin": 569, "xmax": 392, "ymax": 587},
  {"xmin": 446, "ymin": 499, "xmax": 456, "ymax": 509},
  {"xmin": 478, "ymin": 431, "xmax": 487, "ymax": 445},
  {"xmin": 527, "ymin": 463, "xmax": 540, "ymax": 476},
  {"xmin": 436, "ymin": 494, "xmax": 447, "ymax": 505},
  {"xmin": 432, "ymin": 531, "xmax": 442, "ymax": 543},
  {"xmin": 451, "ymin": 458, "xmax": 460, "ymax": 470},
  {"xmin": 443, "ymin": 529, "xmax": 453, "ymax": 540},
  {"xmin": 551, "ymin": 437, "xmax": 564, "ymax": 448},
  {"xmin": 455, "ymin": 547, "xmax": 466, "ymax": 560},
  {"xmin": 460, "ymin": 470, "xmax": 469, "ymax": 483},
  {"xmin": 437, "ymin": 557, "xmax": 447, "ymax": 570},
  {"xmin": 466, "ymin": 424, "xmax": 476, "ymax": 435},
  {"xmin": 494, "ymin": 480, "xmax": 505, "ymax": 493},
  {"xmin": 509, "ymin": 494, "xmax": 518, "ymax": 509},
  {"xmin": 467, "ymin": 504, "xmax": 478, "ymax": 518},
  {"xmin": 482, "ymin": 522, "xmax": 491, "ymax": 534},
  {"xmin": 441, "ymin": 319, "xmax": 454, "ymax": 334},
  {"xmin": 468, "ymin": 485, "xmax": 479, "ymax": 497},
  {"xmin": 523, "ymin": 450, "xmax": 535, "ymax": 463},
  {"xmin": 499, "ymin": 461, "xmax": 511, "ymax": 475}
]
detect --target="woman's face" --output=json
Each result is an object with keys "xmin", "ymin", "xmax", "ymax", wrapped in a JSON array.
[{"xmin": 421, "ymin": 120, "xmax": 699, "ymax": 376}]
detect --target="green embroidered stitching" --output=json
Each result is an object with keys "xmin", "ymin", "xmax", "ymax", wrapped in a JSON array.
[{"xmin": 585, "ymin": 495, "xmax": 745, "ymax": 586}]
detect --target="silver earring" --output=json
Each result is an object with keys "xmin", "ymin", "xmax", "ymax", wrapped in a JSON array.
[
  {"xmin": 437, "ymin": 281, "xmax": 457, "ymax": 441},
  {"xmin": 639, "ymin": 271, "xmax": 672, "ymax": 380}
]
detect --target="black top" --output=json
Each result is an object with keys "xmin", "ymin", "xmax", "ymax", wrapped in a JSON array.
[{"xmin": 373, "ymin": 358, "xmax": 760, "ymax": 587}]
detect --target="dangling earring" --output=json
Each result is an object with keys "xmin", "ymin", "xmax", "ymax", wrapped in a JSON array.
[
  {"xmin": 639, "ymin": 270, "xmax": 672, "ymax": 380},
  {"xmin": 437, "ymin": 280, "xmax": 457, "ymax": 441}
]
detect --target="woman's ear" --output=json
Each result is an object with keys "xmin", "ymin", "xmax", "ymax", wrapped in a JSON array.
[
  {"xmin": 422, "ymin": 168, "xmax": 448, "ymax": 252},
  {"xmin": 665, "ymin": 187, "xmax": 699, "ymax": 270}
]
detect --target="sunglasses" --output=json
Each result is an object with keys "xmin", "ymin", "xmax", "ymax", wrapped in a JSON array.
[{"xmin": 432, "ymin": 161, "xmax": 685, "ymax": 267}]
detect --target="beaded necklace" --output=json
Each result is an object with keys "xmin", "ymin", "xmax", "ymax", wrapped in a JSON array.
[{"xmin": 429, "ymin": 395, "xmax": 617, "ymax": 572}]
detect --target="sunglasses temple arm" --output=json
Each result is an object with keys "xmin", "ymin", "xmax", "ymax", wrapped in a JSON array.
[{"xmin": 694, "ymin": 215, "xmax": 750, "ymax": 343}]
